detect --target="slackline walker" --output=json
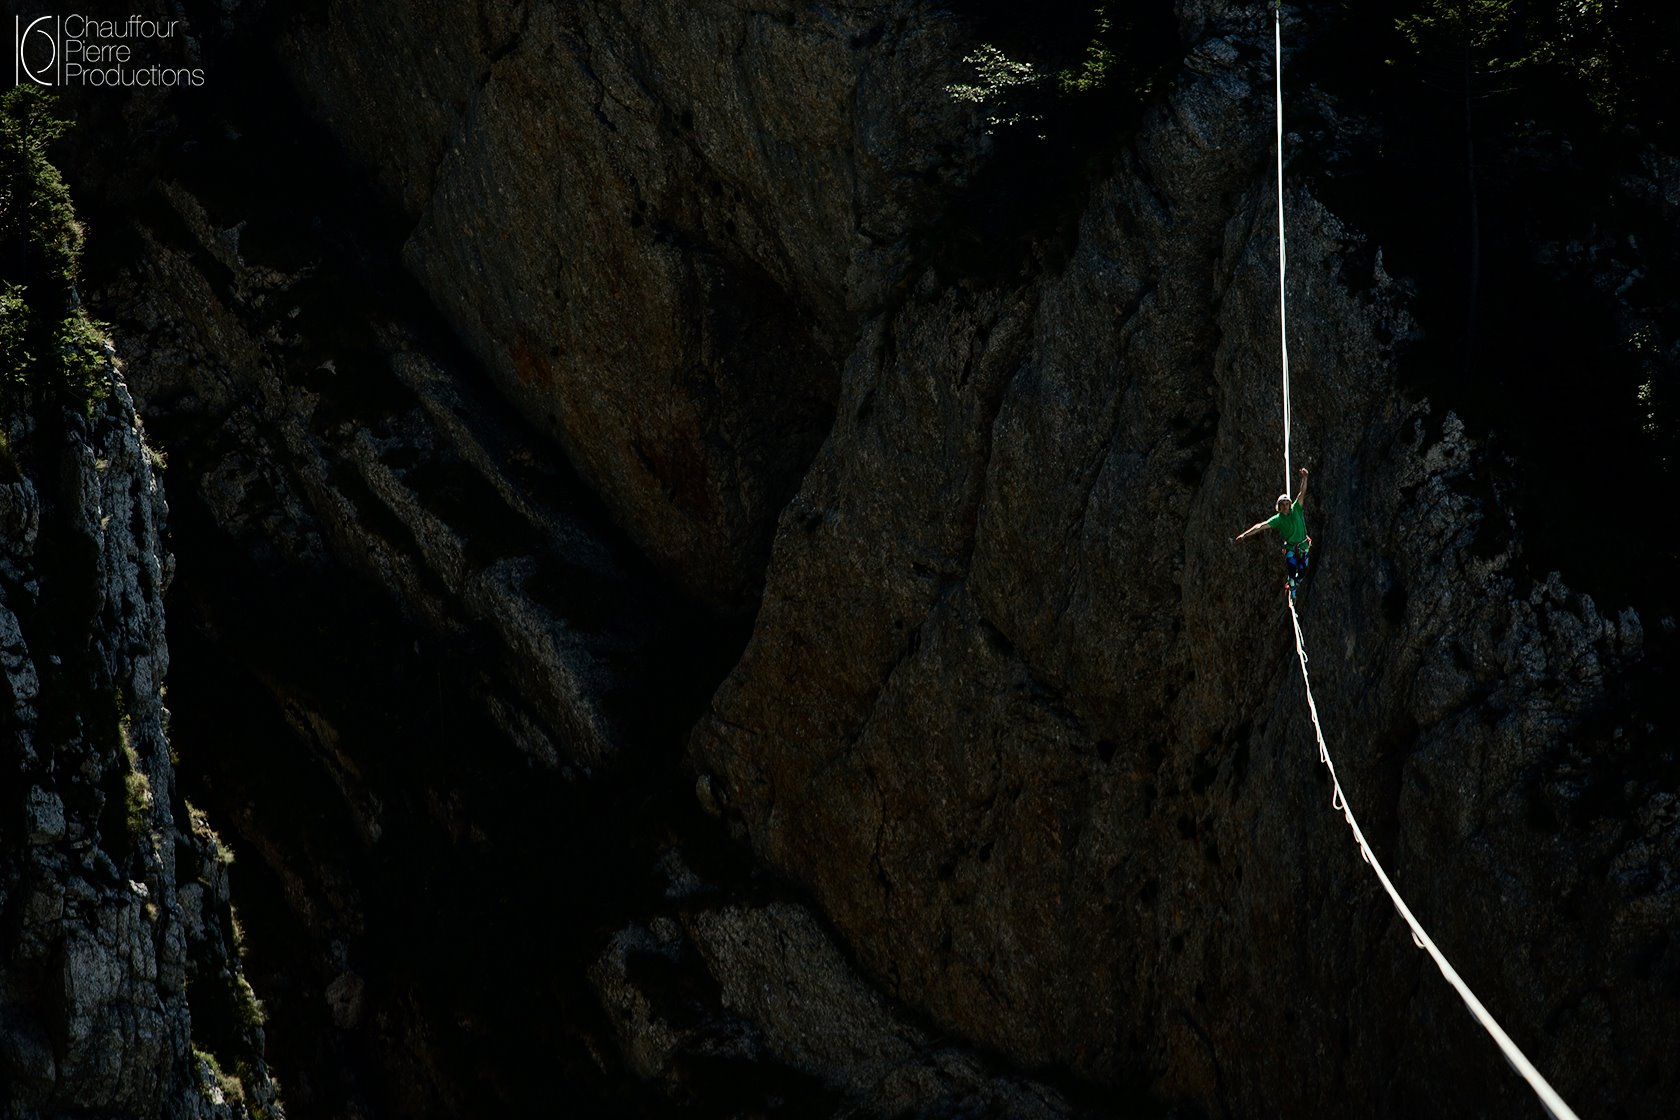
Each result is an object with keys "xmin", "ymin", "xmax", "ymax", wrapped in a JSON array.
[{"xmin": 1257, "ymin": 5, "xmax": 1579, "ymax": 1118}]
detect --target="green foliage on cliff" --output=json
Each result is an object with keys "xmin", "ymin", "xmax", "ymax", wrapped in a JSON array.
[
  {"xmin": 947, "ymin": 44, "xmax": 1042, "ymax": 132},
  {"xmin": 1056, "ymin": 4, "xmax": 1170, "ymax": 101},
  {"xmin": 934, "ymin": 2, "xmax": 1179, "ymax": 281},
  {"xmin": 192, "ymin": 1047, "xmax": 246, "ymax": 1109},
  {"xmin": 119, "ymin": 717, "xmax": 155, "ymax": 842},
  {"xmin": 948, "ymin": 4, "xmax": 1174, "ymax": 133},
  {"xmin": 1394, "ymin": 0, "xmax": 1677, "ymax": 129},
  {"xmin": 0, "ymin": 86, "xmax": 110, "ymax": 405}
]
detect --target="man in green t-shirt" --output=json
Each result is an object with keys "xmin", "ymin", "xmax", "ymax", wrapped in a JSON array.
[{"xmin": 1235, "ymin": 467, "xmax": 1311, "ymax": 597}]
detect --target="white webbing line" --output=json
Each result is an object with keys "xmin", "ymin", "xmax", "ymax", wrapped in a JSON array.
[
  {"xmin": 1285, "ymin": 603, "xmax": 1578, "ymax": 1120},
  {"xmin": 1271, "ymin": 7, "xmax": 1577, "ymax": 1119},
  {"xmin": 1274, "ymin": 3, "xmax": 1291, "ymax": 493}
]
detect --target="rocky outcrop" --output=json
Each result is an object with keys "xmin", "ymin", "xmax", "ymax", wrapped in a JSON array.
[
  {"xmin": 83, "ymin": 99, "xmax": 1083, "ymax": 1110},
  {"xmin": 0, "ymin": 368, "xmax": 280, "ymax": 1118},
  {"xmin": 87, "ymin": 144, "xmax": 727, "ymax": 1111},
  {"xmin": 590, "ymin": 846, "xmax": 1096, "ymax": 1118},
  {"xmin": 99, "ymin": 175, "xmax": 672, "ymax": 775},
  {"xmin": 68, "ymin": 2, "xmax": 1032, "ymax": 1111},
  {"xmin": 270, "ymin": 0, "xmax": 990, "ymax": 608}
]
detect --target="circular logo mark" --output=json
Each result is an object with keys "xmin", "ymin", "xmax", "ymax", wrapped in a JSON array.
[{"xmin": 18, "ymin": 16, "xmax": 58, "ymax": 85}]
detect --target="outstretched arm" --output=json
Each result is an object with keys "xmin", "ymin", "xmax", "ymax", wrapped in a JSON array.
[
  {"xmin": 1234, "ymin": 520, "xmax": 1270, "ymax": 542},
  {"xmin": 1295, "ymin": 466, "xmax": 1309, "ymax": 505}
]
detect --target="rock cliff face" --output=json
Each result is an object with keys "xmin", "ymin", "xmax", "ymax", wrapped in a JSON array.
[
  {"xmin": 273, "ymin": 0, "xmax": 989, "ymax": 610},
  {"xmin": 50, "ymin": 0, "xmax": 1680, "ymax": 1117},
  {"xmin": 690, "ymin": 46, "xmax": 1673, "ymax": 1114},
  {"xmin": 84, "ymin": 124, "xmax": 732, "ymax": 1112},
  {"xmin": 0, "ymin": 370, "xmax": 279, "ymax": 1118}
]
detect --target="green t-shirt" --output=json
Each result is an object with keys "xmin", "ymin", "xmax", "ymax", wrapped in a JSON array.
[{"xmin": 1266, "ymin": 501, "xmax": 1307, "ymax": 546}]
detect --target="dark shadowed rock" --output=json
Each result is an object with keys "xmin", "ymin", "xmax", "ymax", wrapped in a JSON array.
[
  {"xmin": 272, "ymin": 0, "xmax": 989, "ymax": 608},
  {"xmin": 86, "ymin": 153, "xmax": 726, "ymax": 1113},
  {"xmin": 589, "ymin": 846, "xmax": 1109, "ymax": 1119}
]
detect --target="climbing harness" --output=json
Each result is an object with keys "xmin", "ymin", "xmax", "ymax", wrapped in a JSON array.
[
  {"xmin": 1282, "ymin": 535, "xmax": 1311, "ymax": 569},
  {"xmin": 1283, "ymin": 536, "xmax": 1310, "ymax": 599},
  {"xmin": 1270, "ymin": 6, "xmax": 1579, "ymax": 1119}
]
